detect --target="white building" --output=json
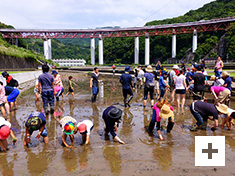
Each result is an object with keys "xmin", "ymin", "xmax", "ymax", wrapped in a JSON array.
[{"xmin": 52, "ymin": 59, "xmax": 86, "ymax": 67}]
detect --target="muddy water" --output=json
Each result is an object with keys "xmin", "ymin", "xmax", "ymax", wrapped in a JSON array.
[{"xmin": 1, "ymin": 72, "xmax": 235, "ymax": 176}]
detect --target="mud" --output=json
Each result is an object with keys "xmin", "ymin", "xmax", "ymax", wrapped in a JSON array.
[{"xmin": 0, "ymin": 72, "xmax": 235, "ymax": 176}]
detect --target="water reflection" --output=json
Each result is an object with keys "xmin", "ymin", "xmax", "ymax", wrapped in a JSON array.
[
  {"xmin": 0, "ymin": 154, "xmax": 15, "ymax": 176},
  {"xmin": 78, "ymin": 146, "xmax": 89, "ymax": 170},
  {"xmin": 91, "ymin": 103, "xmax": 99, "ymax": 127},
  {"xmin": 103, "ymin": 143, "xmax": 121, "ymax": 174},
  {"xmin": 120, "ymin": 108, "xmax": 134, "ymax": 137},
  {"xmin": 62, "ymin": 148, "xmax": 78, "ymax": 173},
  {"xmin": 68, "ymin": 98, "xmax": 75, "ymax": 116}
]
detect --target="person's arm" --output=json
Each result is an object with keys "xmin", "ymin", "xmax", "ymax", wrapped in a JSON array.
[
  {"xmin": 114, "ymin": 136, "xmax": 125, "ymax": 144},
  {"xmin": 143, "ymin": 77, "xmax": 146, "ymax": 83},
  {"xmin": 24, "ymin": 127, "xmax": 31, "ymax": 145},
  {"xmin": 211, "ymin": 90, "xmax": 218, "ymax": 100},
  {"xmin": 90, "ymin": 78, "xmax": 93, "ymax": 88},
  {"xmin": 156, "ymin": 122, "xmax": 163, "ymax": 140},
  {"xmin": 38, "ymin": 82, "xmax": 41, "ymax": 93},
  {"xmin": 36, "ymin": 124, "xmax": 45, "ymax": 141},
  {"xmin": 62, "ymin": 133, "xmax": 73, "ymax": 148},
  {"xmin": 211, "ymin": 119, "xmax": 219, "ymax": 131},
  {"xmin": 85, "ymin": 135, "xmax": 90, "ymax": 145},
  {"xmin": 183, "ymin": 79, "xmax": 187, "ymax": 89},
  {"xmin": 220, "ymin": 61, "xmax": 224, "ymax": 69}
]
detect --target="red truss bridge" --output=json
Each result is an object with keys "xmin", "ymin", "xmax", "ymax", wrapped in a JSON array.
[{"xmin": 0, "ymin": 17, "xmax": 235, "ymax": 39}]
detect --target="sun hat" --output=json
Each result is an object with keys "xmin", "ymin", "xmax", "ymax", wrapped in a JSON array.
[
  {"xmin": 146, "ymin": 65, "xmax": 153, "ymax": 72},
  {"xmin": 0, "ymin": 125, "xmax": 10, "ymax": 139},
  {"xmin": 78, "ymin": 123, "xmax": 87, "ymax": 133},
  {"xmin": 108, "ymin": 107, "xmax": 122, "ymax": 119},
  {"xmin": 172, "ymin": 65, "xmax": 179, "ymax": 69},
  {"xmin": 52, "ymin": 70, "xmax": 58, "ymax": 75},
  {"xmin": 125, "ymin": 66, "xmax": 131, "ymax": 72},
  {"xmin": 26, "ymin": 117, "xmax": 42, "ymax": 131},
  {"xmin": 215, "ymin": 104, "xmax": 229, "ymax": 115},
  {"xmin": 210, "ymin": 75, "xmax": 216, "ymax": 81},
  {"xmin": 1, "ymin": 71, "xmax": 8, "ymax": 77},
  {"xmin": 159, "ymin": 104, "xmax": 174, "ymax": 119},
  {"xmin": 221, "ymin": 71, "xmax": 230, "ymax": 77},
  {"xmin": 64, "ymin": 121, "xmax": 75, "ymax": 135}
]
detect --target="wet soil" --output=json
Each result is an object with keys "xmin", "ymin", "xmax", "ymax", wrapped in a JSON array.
[{"xmin": 1, "ymin": 72, "xmax": 235, "ymax": 176}]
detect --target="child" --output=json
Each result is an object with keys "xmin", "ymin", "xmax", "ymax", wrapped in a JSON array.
[
  {"xmin": 0, "ymin": 81, "xmax": 10, "ymax": 117},
  {"xmin": 221, "ymin": 108, "xmax": 235, "ymax": 130},
  {"xmin": 24, "ymin": 112, "xmax": 48, "ymax": 146},
  {"xmin": 34, "ymin": 78, "xmax": 41, "ymax": 104},
  {"xmin": 74, "ymin": 120, "xmax": 94, "ymax": 145},
  {"xmin": 54, "ymin": 86, "xmax": 64, "ymax": 101},
  {"xmin": 65, "ymin": 76, "xmax": 78, "ymax": 97},
  {"xmin": 148, "ymin": 98, "xmax": 174, "ymax": 140},
  {"xmin": 59, "ymin": 116, "xmax": 77, "ymax": 148},
  {"xmin": 5, "ymin": 86, "xmax": 20, "ymax": 111}
]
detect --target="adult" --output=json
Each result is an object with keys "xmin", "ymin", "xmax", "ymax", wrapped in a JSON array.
[
  {"xmin": 1, "ymin": 71, "xmax": 18, "ymax": 87},
  {"xmin": 102, "ymin": 106, "xmax": 124, "ymax": 144},
  {"xmin": 169, "ymin": 65, "xmax": 179, "ymax": 103},
  {"xmin": 190, "ymin": 101, "xmax": 228, "ymax": 131},
  {"xmin": 174, "ymin": 70, "xmax": 187, "ymax": 112},
  {"xmin": 120, "ymin": 66, "xmax": 134, "ymax": 107},
  {"xmin": 180, "ymin": 61, "xmax": 186, "ymax": 73},
  {"xmin": 0, "ymin": 117, "xmax": 11, "ymax": 151},
  {"xmin": 5, "ymin": 86, "xmax": 20, "ymax": 111},
  {"xmin": 210, "ymin": 86, "xmax": 231, "ymax": 104},
  {"xmin": 191, "ymin": 65, "xmax": 205, "ymax": 100},
  {"xmin": 154, "ymin": 67, "xmax": 162, "ymax": 99},
  {"xmin": 133, "ymin": 67, "xmax": 138, "ymax": 88},
  {"xmin": 214, "ymin": 56, "xmax": 223, "ymax": 78},
  {"xmin": 155, "ymin": 61, "xmax": 162, "ymax": 71},
  {"xmin": 143, "ymin": 65, "xmax": 155, "ymax": 108},
  {"xmin": 24, "ymin": 112, "xmax": 48, "ymax": 146},
  {"xmin": 186, "ymin": 68, "xmax": 195, "ymax": 86},
  {"xmin": 38, "ymin": 64, "xmax": 55, "ymax": 115},
  {"xmin": 75, "ymin": 120, "xmax": 94, "ymax": 145},
  {"xmin": 90, "ymin": 67, "xmax": 99, "ymax": 103},
  {"xmin": 148, "ymin": 99, "xmax": 174, "ymax": 140},
  {"xmin": 210, "ymin": 75, "xmax": 224, "ymax": 87},
  {"xmin": 200, "ymin": 59, "xmax": 205, "ymax": 73},
  {"xmin": 0, "ymin": 82, "xmax": 10, "ymax": 117},
  {"xmin": 137, "ymin": 66, "xmax": 144, "ymax": 89},
  {"xmin": 222, "ymin": 71, "xmax": 233, "ymax": 106},
  {"xmin": 52, "ymin": 70, "xmax": 64, "ymax": 99},
  {"xmin": 159, "ymin": 71, "xmax": 169, "ymax": 98}
]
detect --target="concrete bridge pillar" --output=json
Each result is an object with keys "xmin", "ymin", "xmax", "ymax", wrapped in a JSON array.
[
  {"xmin": 91, "ymin": 38, "xmax": 95, "ymax": 65},
  {"xmin": 172, "ymin": 33, "xmax": 176, "ymax": 58},
  {"xmin": 145, "ymin": 33, "xmax": 150, "ymax": 65},
  {"xmin": 135, "ymin": 36, "xmax": 139, "ymax": 64},
  {"xmin": 99, "ymin": 35, "xmax": 103, "ymax": 65},
  {"xmin": 192, "ymin": 29, "xmax": 197, "ymax": 53},
  {"xmin": 43, "ymin": 38, "xmax": 52, "ymax": 60}
]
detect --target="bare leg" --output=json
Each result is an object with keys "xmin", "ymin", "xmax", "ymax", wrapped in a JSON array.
[
  {"xmin": 176, "ymin": 94, "xmax": 180, "ymax": 111},
  {"xmin": 0, "ymin": 139, "xmax": 8, "ymax": 151},
  {"xmin": 181, "ymin": 94, "xmax": 185, "ymax": 113},
  {"xmin": 72, "ymin": 92, "xmax": 74, "ymax": 97},
  {"xmin": 151, "ymin": 99, "xmax": 154, "ymax": 106},
  {"xmin": 69, "ymin": 134, "xmax": 74, "ymax": 145},
  {"xmin": 143, "ymin": 100, "xmax": 147, "ymax": 107},
  {"xmin": 0, "ymin": 106, "xmax": 6, "ymax": 117}
]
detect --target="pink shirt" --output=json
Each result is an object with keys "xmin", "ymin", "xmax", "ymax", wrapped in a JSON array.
[
  {"xmin": 54, "ymin": 74, "xmax": 63, "ymax": 87},
  {"xmin": 152, "ymin": 102, "xmax": 174, "ymax": 122},
  {"xmin": 0, "ymin": 85, "xmax": 7, "ymax": 104},
  {"xmin": 54, "ymin": 86, "xmax": 63, "ymax": 93},
  {"xmin": 215, "ymin": 61, "xmax": 222, "ymax": 72},
  {"xmin": 210, "ymin": 86, "xmax": 228, "ymax": 96}
]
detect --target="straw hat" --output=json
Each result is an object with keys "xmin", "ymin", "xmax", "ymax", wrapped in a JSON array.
[
  {"xmin": 146, "ymin": 65, "xmax": 153, "ymax": 72},
  {"xmin": 222, "ymin": 71, "xmax": 230, "ymax": 77},
  {"xmin": 210, "ymin": 75, "xmax": 216, "ymax": 81},
  {"xmin": 159, "ymin": 104, "xmax": 174, "ymax": 119},
  {"xmin": 215, "ymin": 104, "xmax": 229, "ymax": 115},
  {"xmin": 172, "ymin": 65, "xmax": 179, "ymax": 69}
]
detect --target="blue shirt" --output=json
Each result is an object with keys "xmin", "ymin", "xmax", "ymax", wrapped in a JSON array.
[
  {"xmin": 25, "ymin": 112, "xmax": 46, "ymax": 130},
  {"xmin": 102, "ymin": 106, "xmax": 119, "ymax": 137},
  {"xmin": 120, "ymin": 73, "xmax": 133, "ymax": 89},
  {"xmin": 38, "ymin": 72, "xmax": 54, "ymax": 91},
  {"xmin": 4, "ymin": 86, "xmax": 14, "ymax": 95},
  {"xmin": 159, "ymin": 76, "xmax": 166, "ymax": 88},
  {"xmin": 186, "ymin": 72, "xmax": 194, "ymax": 82},
  {"xmin": 224, "ymin": 76, "xmax": 232, "ymax": 91},
  {"xmin": 144, "ymin": 72, "xmax": 155, "ymax": 84}
]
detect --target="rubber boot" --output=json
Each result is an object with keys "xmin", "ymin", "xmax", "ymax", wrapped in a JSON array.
[
  {"xmin": 201, "ymin": 121, "xmax": 207, "ymax": 130},
  {"xmin": 124, "ymin": 99, "xmax": 127, "ymax": 107},
  {"xmin": 91, "ymin": 95, "xmax": 95, "ymax": 103},
  {"xmin": 50, "ymin": 108, "xmax": 55, "ymax": 115},
  {"xmin": 167, "ymin": 122, "xmax": 174, "ymax": 133},
  {"xmin": 56, "ymin": 97, "xmax": 59, "ymax": 101}
]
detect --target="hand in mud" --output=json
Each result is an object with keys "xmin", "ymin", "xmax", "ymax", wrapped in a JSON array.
[
  {"xmin": 36, "ymin": 133, "xmax": 41, "ymax": 141},
  {"xmin": 211, "ymin": 127, "xmax": 216, "ymax": 131},
  {"xmin": 67, "ymin": 145, "xmax": 73, "ymax": 148},
  {"xmin": 119, "ymin": 140, "xmax": 125, "ymax": 144}
]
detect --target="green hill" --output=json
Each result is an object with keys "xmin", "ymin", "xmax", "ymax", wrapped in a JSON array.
[{"xmin": 99, "ymin": 0, "xmax": 235, "ymax": 64}]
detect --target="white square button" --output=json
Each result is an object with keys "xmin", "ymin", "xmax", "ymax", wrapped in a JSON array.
[{"xmin": 195, "ymin": 136, "xmax": 225, "ymax": 166}]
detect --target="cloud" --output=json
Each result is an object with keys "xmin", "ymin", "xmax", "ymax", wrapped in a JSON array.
[{"xmin": 0, "ymin": 0, "xmax": 215, "ymax": 29}]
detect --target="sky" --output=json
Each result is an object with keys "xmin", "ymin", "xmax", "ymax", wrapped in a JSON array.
[{"xmin": 0, "ymin": 0, "xmax": 215, "ymax": 29}]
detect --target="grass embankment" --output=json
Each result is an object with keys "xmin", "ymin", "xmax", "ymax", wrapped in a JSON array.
[{"xmin": 0, "ymin": 37, "xmax": 55, "ymax": 65}]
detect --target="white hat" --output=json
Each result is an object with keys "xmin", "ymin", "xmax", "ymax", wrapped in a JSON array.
[{"xmin": 172, "ymin": 65, "xmax": 179, "ymax": 69}]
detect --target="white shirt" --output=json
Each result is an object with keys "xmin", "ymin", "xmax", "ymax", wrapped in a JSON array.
[
  {"xmin": 214, "ymin": 79, "xmax": 225, "ymax": 87},
  {"xmin": 174, "ymin": 75, "xmax": 186, "ymax": 90},
  {"xmin": 0, "ymin": 117, "xmax": 11, "ymax": 128},
  {"xmin": 137, "ymin": 69, "xmax": 144, "ymax": 79},
  {"xmin": 77, "ymin": 120, "xmax": 93, "ymax": 135}
]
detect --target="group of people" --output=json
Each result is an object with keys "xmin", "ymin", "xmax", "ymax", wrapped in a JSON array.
[{"xmin": 0, "ymin": 58, "xmax": 234, "ymax": 151}]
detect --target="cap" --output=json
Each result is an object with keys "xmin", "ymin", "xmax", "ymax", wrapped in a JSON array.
[
  {"xmin": 0, "ymin": 125, "xmax": 10, "ymax": 139},
  {"xmin": 78, "ymin": 123, "xmax": 87, "ymax": 133}
]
